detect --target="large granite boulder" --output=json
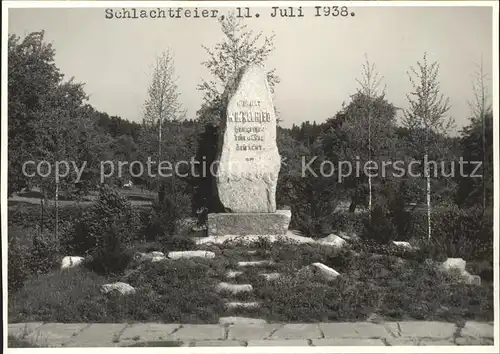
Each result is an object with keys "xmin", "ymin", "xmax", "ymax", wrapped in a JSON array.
[{"xmin": 215, "ymin": 65, "xmax": 281, "ymax": 213}]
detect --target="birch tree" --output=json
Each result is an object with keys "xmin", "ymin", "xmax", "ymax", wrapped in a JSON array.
[
  {"xmin": 341, "ymin": 92, "xmax": 396, "ymax": 214},
  {"xmin": 141, "ymin": 50, "xmax": 184, "ymax": 191},
  {"xmin": 468, "ymin": 57, "xmax": 492, "ymax": 212},
  {"xmin": 402, "ymin": 53, "xmax": 453, "ymax": 240},
  {"xmin": 197, "ymin": 13, "xmax": 280, "ymax": 125},
  {"xmin": 354, "ymin": 55, "xmax": 387, "ymax": 219}
]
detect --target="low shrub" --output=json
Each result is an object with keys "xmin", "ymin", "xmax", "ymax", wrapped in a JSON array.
[
  {"xmin": 28, "ymin": 230, "xmax": 62, "ymax": 276},
  {"xmin": 286, "ymin": 173, "xmax": 342, "ymax": 238},
  {"xmin": 406, "ymin": 211, "xmax": 428, "ymax": 242},
  {"xmin": 413, "ymin": 205, "xmax": 493, "ymax": 262},
  {"xmin": 143, "ymin": 196, "xmax": 180, "ymax": 240},
  {"xmin": 8, "ymin": 230, "xmax": 62, "ymax": 292},
  {"xmin": 361, "ymin": 205, "xmax": 396, "ymax": 244},
  {"xmin": 141, "ymin": 181, "xmax": 192, "ymax": 241},
  {"xmin": 292, "ymin": 205, "xmax": 365, "ymax": 239},
  {"xmin": 84, "ymin": 220, "xmax": 135, "ymax": 275},
  {"xmin": 64, "ymin": 186, "xmax": 139, "ymax": 255},
  {"xmin": 141, "ymin": 207, "xmax": 163, "ymax": 241},
  {"xmin": 8, "ymin": 238, "xmax": 31, "ymax": 292},
  {"xmin": 388, "ymin": 205, "xmax": 413, "ymax": 242},
  {"xmin": 328, "ymin": 212, "xmax": 364, "ymax": 236}
]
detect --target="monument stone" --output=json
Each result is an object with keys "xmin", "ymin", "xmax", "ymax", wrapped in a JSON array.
[{"xmin": 208, "ymin": 64, "xmax": 291, "ymax": 237}]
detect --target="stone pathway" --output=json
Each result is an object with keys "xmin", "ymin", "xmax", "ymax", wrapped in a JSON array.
[
  {"xmin": 217, "ymin": 248, "xmax": 278, "ymax": 309},
  {"xmin": 8, "ymin": 320, "xmax": 494, "ymax": 347}
]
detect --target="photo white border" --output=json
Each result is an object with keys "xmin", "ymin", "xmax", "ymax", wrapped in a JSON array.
[{"xmin": 1, "ymin": 1, "xmax": 498, "ymax": 353}]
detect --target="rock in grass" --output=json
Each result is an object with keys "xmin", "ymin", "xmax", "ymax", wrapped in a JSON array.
[
  {"xmin": 134, "ymin": 251, "xmax": 166, "ymax": 262},
  {"xmin": 100, "ymin": 282, "xmax": 136, "ymax": 295},
  {"xmin": 217, "ymin": 282, "xmax": 253, "ymax": 294},
  {"xmin": 194, "ymin": 232, "xmax": 314, "ymax": 245},
  {"xmin": 317, "ymin": 234, "xmax": 347, "ymax": 248},
  {"xmin": 149, "ymin": 251, "xmax": 164, "ymax": 257},
  {"xmin": 168, "ymin": 250, "xmax": 215, "ymax": 260},
  {"xmin": 462, "ymin": 271, "xmax": 481, "ymax": 285},
  {"xmin": 60, "ymin": 256, "xmax": 84, "ymax": 270},
  {"xmin": 283, "ymin": 230, "xmax": 316, "ymax": 244},
  {"xmin": 226, "ymin": 270, "xmax": 244, "ymax": 279},
  {"xmin": 259, "ymin": 272, "xmax": 280, "ymax": 281},
  {"xmin": 310, "ymin": 262, "xmax": 340, "ymax": 280},
  {"xmin": 237, "ymin": 260, "xmax": 273, "ymax": 267},
  {"xmin": 338, "ymin": 231, "xmax": 359, "ymax": 241},
  {"xmin": 392, "ymin": 241, "xmax": 415, "ymax": 249},
  {"xmin": 225, "ymin": 301, "xmax": 260, "ymax": 309},
  {"xmin": 441, "ymin": 258, "xmax": 466, "ymax": 273},
  {"xmin": 441, "ymin": 258, "xmax": 482, "ymax": 285}
]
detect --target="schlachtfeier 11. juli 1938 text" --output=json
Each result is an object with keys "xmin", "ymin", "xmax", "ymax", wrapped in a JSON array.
[{"xmin": 104, "ymin": 6, "xmax": 356, "ymax": 20}]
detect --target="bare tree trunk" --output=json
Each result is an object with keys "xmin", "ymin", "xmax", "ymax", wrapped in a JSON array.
[
  {"xmin": 55, "ymin": 181, "xmax": 59, "ymax": 240},
  {"xmin": 157, "ymin": 118, "xmax": 162, "ymax": 194},
  {"xmin": 481, "ymin": 91, "xmax": 486, "ymax": 213},
  {"xmin": 368, "ymin": 110, "xmax": 372, "ymax": 221},
  {"xmin": 479, "ymin": 58, "xmax": 487, "ymax": 212},
  {"xmin": 470, "ymin": 57, "xmax": 488, "ymax": 214},
  {"xmin": 425, "ymin": 153, "xmax": 431, "ymax": 240},
  {"xmin": 368, "ymin": 177, "xmax": 372, "ymax": 217},
  {"xmin": 40, "ymin": 186, "xmax": 49, "ymax": 235},
  {"xmin": 40, "ymin": 196, "xmax": 44, "ymax": 234}
]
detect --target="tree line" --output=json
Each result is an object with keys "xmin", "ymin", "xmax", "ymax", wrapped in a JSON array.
[{"xmin": 8, "ymin": 14, "xmax": 493, "ymax": 240}]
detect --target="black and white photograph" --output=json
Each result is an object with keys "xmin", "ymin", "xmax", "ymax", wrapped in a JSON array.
[{"xmin": 2, "ymin": 0, "xmax": 498, "ymax": 351}]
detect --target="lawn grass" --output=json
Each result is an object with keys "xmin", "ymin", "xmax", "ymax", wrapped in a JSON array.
[
  {"xmin": 8, "ymin": 239, "xmax": 494, "ymax": 324},
  {"xmin": 8, "ymin": 336, "xmax": 46, "ymax": 348}
]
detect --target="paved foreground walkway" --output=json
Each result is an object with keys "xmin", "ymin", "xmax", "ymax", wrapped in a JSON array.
[{"xmin": 8, "ymin": 320, "xmax": 495, "ymax": 347}]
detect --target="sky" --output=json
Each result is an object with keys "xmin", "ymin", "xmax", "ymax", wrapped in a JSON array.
[{"xmin": 8, "ymin": 4, "xmax": 494, "ymax": 134}]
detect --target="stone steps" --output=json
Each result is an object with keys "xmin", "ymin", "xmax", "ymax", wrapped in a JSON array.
[
  {"xmin": 237, "ymin": 260, "xmax": 274, "ymax": 267},
  {"xmin": 225, "ymin": 301, "xmax": 261, "ymax": 309},
  {"xmin": 226, "ymin": 270, "xmax": 281, "ymax": 282},
  {"xmin": 259, "ymin": 272, "xmax": 281, "ymax": 281},
  {"xmin": 220, "ymin": 251, "xmax": 275, "ymax": 312},
  {"xmin": 216, "ymin": 282, "xmax": 253, "ymax": 294},
  {"xmin": 184, "ymin": 246, "xmax": 278, "ymax": 313},
  {"xmin": 226, "ymin": 270, "xmax": 244, "ymax": 279}
]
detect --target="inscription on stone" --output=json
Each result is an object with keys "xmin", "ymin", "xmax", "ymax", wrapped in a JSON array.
[{"xmin": 229, "ymin": 104, "xmax": 271, "ymax": 152}]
